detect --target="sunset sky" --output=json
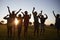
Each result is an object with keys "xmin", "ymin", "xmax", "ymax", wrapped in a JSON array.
[{"xmin": 0, "ymin": 0, "xmax": 60, "ymax": 25}]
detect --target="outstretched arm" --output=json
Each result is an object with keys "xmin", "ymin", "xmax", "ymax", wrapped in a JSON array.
[
  {"xmin": 7, "ymin": 6, "xmax": 11, "ymax": 15},
  {"xmin": 3, "ymin": 15, "xmax": 9, "ymax": 19},
  {"xmin": 44, "ymin": 14, "xmax": 48, "ymax": 19},
  {"xmin": 16, "ymin": 9, "xmax": 22, "ymax": 15},
  {"xmin": 53, "ymin": 11, "xmax": 56, "ymax": 18}
]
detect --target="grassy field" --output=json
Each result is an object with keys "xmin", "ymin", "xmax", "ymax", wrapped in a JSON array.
[{"xmin": 0, "ymin": 24, "xmax": 60, "ymax": 40}]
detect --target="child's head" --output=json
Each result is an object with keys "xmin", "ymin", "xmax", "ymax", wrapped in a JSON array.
[
  {"xmin": 41, "ymin": 15, "xmax": 44, "ymax": 18},
  {"xmin": 12, "ymin": 11, "xmax": 15, "ymax": 14},
  {"xmin": 18, "ymin": 14, "xmax": 21, "ymax": 17},
  {"xmin": 25, "ymin": 11, "xmax": 28, "ymax": 15}
]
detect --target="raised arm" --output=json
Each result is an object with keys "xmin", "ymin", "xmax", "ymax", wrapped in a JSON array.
[
  {"xmin": 40, "ymin": 10, "xmax": 42, "ymax": 15},
  {"xmin": 7, "ymin": 6, "xmax": 11, "ymax": 14},
  {"xmin": 16, "ymin": 9, "xmax": 22, "ymax": 15},
  {"xmin": 32, "ymin": 7, "xmax": 35, "ymax": 13},
  {"xmin": 21, "ymin": 12, "xmax": 25, "ymax": 16},
  {"xmin": 44, "ymin": 14, "xmax": 48, "ymax": 19},
  {"xmin": 53, "ymin": 11, "xmax": 56, "ymax": 18},
  {"xmin": 29, "ymin": 14, "xmax": 31, "ymax": 19},
  {"xmin": 38, "ymin": 13, "xmax": 42, "ymax": 17},
  {"xmin": 38, "ymin": 11, "xmax": 43, "ymax": 18}
]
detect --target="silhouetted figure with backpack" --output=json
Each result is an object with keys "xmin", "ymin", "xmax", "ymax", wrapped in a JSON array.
[
  {"xmin": 32, "ymin": 7, "xmax": 39, "ymax": 36},
  {"xmin": 53, "ymin": 11, "xmax": 60, "ymax": 38},
  {"xmin": 38, "ymin": 10, "xmax": 48, "ymax": 35},
  {"xmin": 17, "ymin": 14, "xmax": 23, "ymax": 40},
  {"xmin": 21, "ymin": 11, "xmax": 31, "ymax": 37}
]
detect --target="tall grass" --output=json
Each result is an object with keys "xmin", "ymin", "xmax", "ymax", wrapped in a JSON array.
[{"xmin": 0, "ymin": 24, "xmax": 60, "ymax": 40}]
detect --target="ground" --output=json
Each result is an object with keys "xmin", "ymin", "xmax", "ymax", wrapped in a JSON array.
[{"xmin": 0, "ymin": 24, "xmax": 60, "ymax": 40}]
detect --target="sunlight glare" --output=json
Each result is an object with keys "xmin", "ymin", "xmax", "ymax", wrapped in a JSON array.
[{"xmin": 15, "ymin": 18, "xmax": 19, "ymax": 25}]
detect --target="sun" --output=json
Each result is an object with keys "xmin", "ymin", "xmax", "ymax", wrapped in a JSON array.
[{"xmin": 15, "ymin": 18, "xmax": 19, "ymax": 25}]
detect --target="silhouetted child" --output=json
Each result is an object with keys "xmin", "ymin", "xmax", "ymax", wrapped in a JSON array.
[
  {"xmin": 53, "ymin": 11, "xmax": 60, "ymax": 37},
  {"xmin": 7, "ymin": 6, "xmax": 21, "ymax": 37},
  {"xmin": 32, "ymin": 7, "xmax": 39, "ymax": 36},
  {"xmin": 39, "ymin": 11, "xmax": 48, "ymax": 35},
  {"xmin": 3, "ymin": 14, "xmax": 13, "ymax": 38},
  {"xmin": 21, "ymin": 11, "xmax": 31, "ymax": 37},
  {"xmin": 17, "ymin": 14, "xmax": 23, "ymax": 40}
]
